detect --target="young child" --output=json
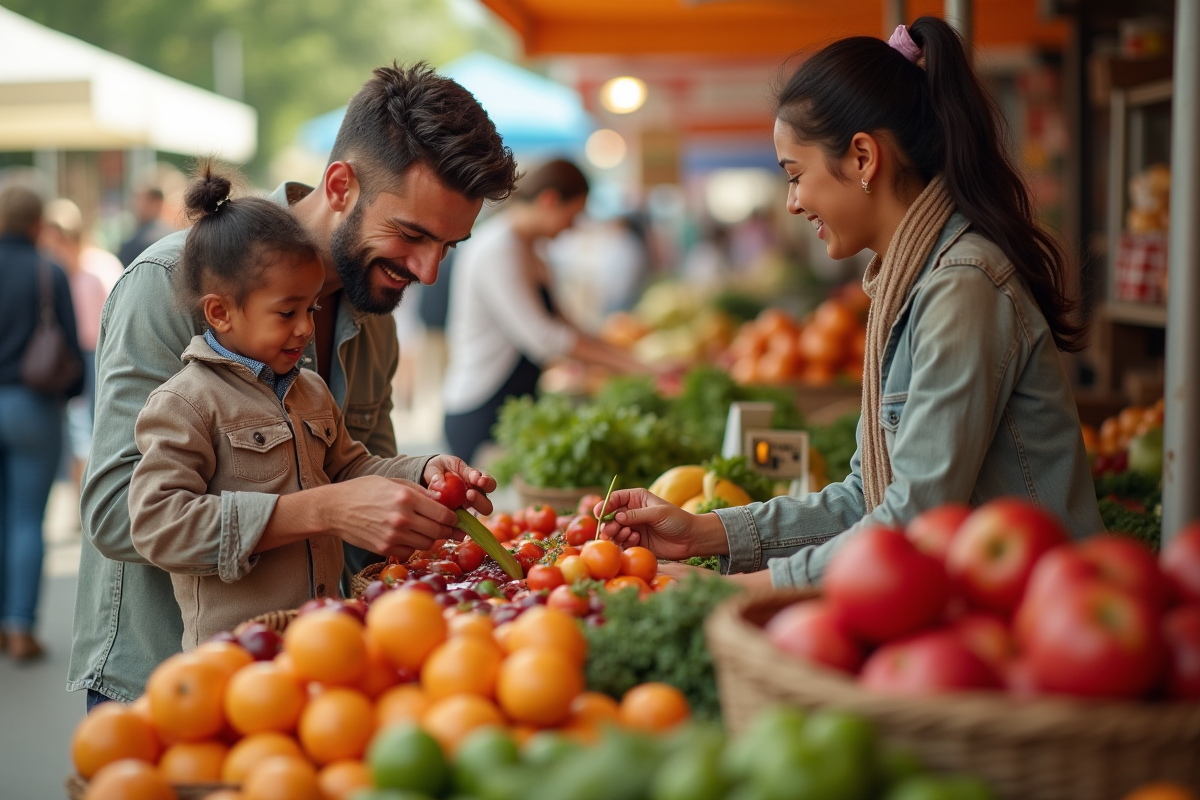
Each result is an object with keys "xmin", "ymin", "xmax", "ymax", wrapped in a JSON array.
[{"xmin": 129, "ymin": 164, "xmax": 433, "ymax": 649}]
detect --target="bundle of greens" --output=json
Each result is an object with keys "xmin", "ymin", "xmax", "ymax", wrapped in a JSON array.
[
  {"xmin": 1094, "ymin": 470, "xmax": 1162, "ymax": 550},
  {"xmin": 584, "ymin": 574, "xmax": 740, "ymax": 720}
]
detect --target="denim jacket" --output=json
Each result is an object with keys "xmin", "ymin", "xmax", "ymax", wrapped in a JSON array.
[
  {"xmin": 714, "ymin": 213, "xmax": 1103, "ymax": 588},
  {"xmin": 68, "ymin": 183, "xmax": 416, "ymax": 702}
]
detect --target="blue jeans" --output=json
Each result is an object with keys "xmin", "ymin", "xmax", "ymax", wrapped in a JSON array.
[{"xmin": 0, "ymin": 385, "xmax": 63, "ymax": 632}]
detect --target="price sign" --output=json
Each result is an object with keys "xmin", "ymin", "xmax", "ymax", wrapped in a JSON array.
[{"xmin": 742, "ymin": 429, "xmax": 809, "ymax": 481}]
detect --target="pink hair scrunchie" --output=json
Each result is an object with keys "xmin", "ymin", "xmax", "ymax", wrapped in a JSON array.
[{"xmin": 888, "ymin": 24, "xmax": 921, "ymax": 63}]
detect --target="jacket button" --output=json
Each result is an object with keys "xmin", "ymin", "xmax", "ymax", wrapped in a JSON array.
[
  {"xmin": 889, "ymin": 413, "xmax": 898, "ymax": 423},
  {"xmin": 253, "ymin": 432, "xmax": 265, "ymax": 445},
  {"xmin": 316, "ymin": 584, "xmax": 326, "ymax": 597},
  {"xmin": 325, "ymin": 427, "xmax": 332, "ymax": 437}
]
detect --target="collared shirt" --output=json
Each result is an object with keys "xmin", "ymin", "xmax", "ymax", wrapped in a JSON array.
[{"xmin": 203, "ymin": 329, "xmax": 299, "ymax": 402}]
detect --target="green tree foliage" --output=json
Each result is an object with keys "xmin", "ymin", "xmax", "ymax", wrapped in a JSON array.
[{"xmin": 6, "ymin": 0, "xmax": 515, "ymax": 177}]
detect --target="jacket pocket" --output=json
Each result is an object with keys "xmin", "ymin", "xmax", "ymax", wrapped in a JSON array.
[
  {"xmin": 226, "ymin": 422, "xmax": 293, "ymax": 483},
  {"xmin": 880, "ymin": 395, "xmax": 907, "ymax": 454},
  {"xmin": 343, "ymin": 402, "xmax": 380, "ymax": 443},
  {"xmin": 302, "ymin": 417, "xmax": 337, "ymax": 469}
]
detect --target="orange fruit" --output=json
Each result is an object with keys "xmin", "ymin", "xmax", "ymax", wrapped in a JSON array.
[
  {"xmin": 652, "ymin": 575, "xmax": 677, "ymax": 592},
  {"xmin": 284, "ymin": 609, "xmax": 367, "ymax": 687},
  {"xmin": 580, "ymin": 540, "xmax": 622, "ymax": 580},
  {"xmin": 71, "ymin": 703, "xmax": 161, "ymax": 779},
  {"xmin": 221, "ymin": 731, "xmax": 304, "ymax": 784},
  {"xmin": 375, "ymin": 683, "xmax": 430, "ymax": 733},
  {"xmin": 554, "ymin": 546, "xmax": 581, "ymax": 564},
  {"xmin": 273, "ymin": 651, "xmax": 302, "ymax": 683},
  {"xmin": 81, "ymin": 759, "xmax": 175, "ymax": 800},
  {"xmin": 193, "ymin": 640, "xmax": 254, "ymax": 678},
  {"xmin": 420, "ymin": 636, "xmax": 503, "ymax": 701},
  {"xmin": 448, "ymin": 612, "xmax": 495, "ymax": 639},
  {"xmin": 157, "ymin": 741, "xmax": 227, "ymax": 784},
  {"xmin": 202, "ymin": 793, "xmax": 242, "ymax": 800},
  {"xmin": 505, "ymin": 606, "xmax": 587, "ymax": 664},
  {"xmin": 605, "ymin": 575, "xmax": 651, "ymax": 598},
  {"xmin": 619, "ymin": 682, "xmax": 690, "ymax": 732},
  {"xmin": 1122, "ymin": 784, "xmax": 1199, "ymax": 800},
  {"xmin": 366, "ymin": 588, "xmax": 447, "ymax": 671},
  {"xmin": 619, "ymin": 547, "xmax": 658, "ymax": 582},
  {"xmin": 568, "ymin": 691, "xmax": 620, "ymax": 727},
  {"xmin": 146, "ymin": 653, "xmax": 229, "ymax": 742},
  {"xmin": 510, "ymin": 724, "xmax": 539, "ymax": 746},
  {"xmin": 224, "ymin": 661, "xmax": 306, "ymax": 736},
  {"xmin": 297, "ymin": 687, "xmax": 374, "ymax": 765},
  {"xmin": 420, "ymin": 694, "xmax": 505, "ymax": 755},
  {"xmin": 241, "ymin": 755, "xmax": 321, "ymax": 800},
  {"xmin": 128, "ymin": 695, "xmax": 155, "ymax": 725},
  {"xmin": 357, "ymin": 630, "xmax": 403, "ymax": 699},
  {"xmin": 317, "ymin": 759, "xmax": 373, "ymax": 800},
  {"xmin": 496, "ymin": 646, "xmax": 583, "ymax": 727}
]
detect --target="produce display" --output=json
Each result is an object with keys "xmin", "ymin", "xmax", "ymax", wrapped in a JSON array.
[
  {"xmin": 765, "ymin": 499, "xmax": 1200, "ymax": 703},
  {"xmin": 1083, "ymin": 398, "xmax": 1165, "ymax": 478}
]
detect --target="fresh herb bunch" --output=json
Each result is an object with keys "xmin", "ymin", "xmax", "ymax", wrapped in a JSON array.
[
  {"xmin": 584, "ymin": 573, "xmax": 740, "ymax": 720},
  {"xmin": 1094, "ymin": 470, "xmax": 1162, "ymax": 551},
  {"xmin": 668, "ymin": 366, "xmax": 805, "ymax": 456},
  {"xmin": 685, "ymin": 556, "xmax": 721, "ymax": 571},
  {"xmin": 702, "ymin": 455, "xmax": 775, "ymax": 503},
  {"xmin": 1098, "ymin": 499, "xmax": 1162, "ymax": 551}
]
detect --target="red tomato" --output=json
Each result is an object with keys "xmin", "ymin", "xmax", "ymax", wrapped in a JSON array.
[
  {"xmin": 526, "ymin": 565, "xmax": 566, "ymax": 592},
  {"xmin": 824, "ymin": 526, "xmax": 949, "ymax": 643},
  {"xmin": 946, "ymin": 499, "xmax": 1068, "ymax": 615},
  {"xmin": 950, "ymin": 613, "xmax": 1014, "ymax": 674},
  {"xmin": 427, "ymin": 560, "xmax": 464, "ymax": 581},
  {"xmin": 547, "ymin": 584, "xmax": 590, "ymax": 617},
  {"xmin": 1022, "ymin": 579, "xmax": 1164, "ymax": 699},
  {"xmin": 553, "ymin": 546, "xmax": 581, "ymax": 565},
  {"xmin": 577, "ymin": 494, "xmax": 604, "ymax": 518},
  {"xmin": 514, "ymin": 541, "xmax": 545, "ymax": 573},
  {"xmin": 452, "ymin": 541, "xmax": 486, "ymax": 574},
  {"xmin": 435, "ymin": 472, "xmax": 468, "ymax": 510},
  {"xmin": 605, "ymin": 575, "xmax": 651, "ymax": 598},
  {"xmin": 526, "ymin": 505, "xmax": 557, "ymax": 536},
  {"xmin": 905, "ymin": 504, "xmax": 972, "ymax": 565},
  {"xmin": 511, "ymin": 509, "xmax": 526, "ymax": 531},
  {"xmin": 765, "ymin": 600, "xmax": 863, "ymax": 674},
  {"xmin": 619, "ymin": 547, "xmax": 657, "ymax": 583},
  {"xmin": 565, "ymin": 516, "xmax": 598, "ymax": 547},
  {"xmin": 859, "ymin": 629, "xmax": 1000, "ymax": 694},
  {"xmin": 1163, "ymin": 604, "xmax": 1200, "ymax": 700},
  {"xmin": 1162, "ymin": 521, "xmax": 1200, "ymax": 605},
  {"xmin": 486, "ymin": 520, "xmax": 514, "ymax": 543},
  {"xmin": 379, "ymin": 564, "xmax": 409, "ymax": 586}
]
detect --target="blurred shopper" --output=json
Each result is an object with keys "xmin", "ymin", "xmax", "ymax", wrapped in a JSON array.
[
  {"xmin": 598, "ymin": 19, "xmax": 1102, "ymax": 588},
  {"xmin": 73, "ymin": 63, "xmax": 517, "ymax": 711},
  {"xmin": 0, "ymin": 185, "xmax": 85, "ymax": 661},
  {"xmin": 117, "ymin": 186, "xmax": 173, "ymax": 268},
  {"xmin": 40, "ymin": 200, "xmax": 117, "ymax": 484},
  {"xmin": 442, "ymin": 159, "xmax": 651, "ymax": 462}
]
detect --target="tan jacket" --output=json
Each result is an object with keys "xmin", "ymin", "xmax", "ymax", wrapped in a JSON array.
[{"xmin": 130, "ymin": 335, "xmax": 427, "ymax": 649}]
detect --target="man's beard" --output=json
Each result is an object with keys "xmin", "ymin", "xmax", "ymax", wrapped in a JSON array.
[{"xmin": 329, "ymin": 201, "xmax": 418, "ymax": 315}]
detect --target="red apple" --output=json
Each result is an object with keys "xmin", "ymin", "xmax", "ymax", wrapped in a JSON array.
[
  {"xmin": 1162, "ymin": 521, "xmax": 1200, "ymax": 605},
  {"xmin": 906, "ymin": 504, "xmax": 972, "ymax": 565},
  {"xmin": 765, "ymin": 600, "xmax": 864, "ymax": 674},
  {"xmin": 297, "ymin": 597, "xmax": 337, "ymax": 616},
  {"xmin": 235, "ymin": 622, "xmax": 283, "ymax": 661},
  {"xmin": 824, "ymin": 526, "xmax": 949, "ymax": 643},
  {"xmin": 946, "ymin": 498, "xmax": 1069, "ymax": 615},
  {"xmin": 1002, "ymin": 658, "xmax": 1041, "ymax": 698},
  {"xmin": 335, "ymin": 599, "xmax": 369, "ymax": 624},
  {"xmin": 860, "ymin": 629, "xmax": 1000, "ymax": 695},
  {"xmin": 1163, "ymin": 604, "xmax": 1200, "ymax": 700},
  {"xmin": 951, "ymin": 612, "xmax": 1014, "ymax": 673},
  {"xmin": 1023, "ymin": 579, "xmax": 1164, "ymax": 699}
]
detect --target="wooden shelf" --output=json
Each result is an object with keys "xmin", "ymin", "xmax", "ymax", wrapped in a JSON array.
[{"xmin": 1100, "ymin": 301, "xmax": 1168, "ymax": 328}]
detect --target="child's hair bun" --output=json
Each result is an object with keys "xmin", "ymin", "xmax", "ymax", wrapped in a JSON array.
[{"xmin": 183, "ymin": 159, "xmax": 233, "ymax": 220}]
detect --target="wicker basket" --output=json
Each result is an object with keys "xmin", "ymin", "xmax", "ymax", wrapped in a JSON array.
[
  {"xmin": 350, "ymin": 562, "xmax": 386, "ymax": 600},
  {"xmin": 512, "ymin": 475, "xmax": 603, "ymax": 513},
  {"xmin": 232, "ymin": 607, "xmax": 297, "ymax": 636},
  {"xmin": 706, "ymin": 589, "xmax": 1200, "ymax": 800}
]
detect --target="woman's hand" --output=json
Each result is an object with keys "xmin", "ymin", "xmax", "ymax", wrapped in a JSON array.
[
  {"xmin": 424, "ymin": 455, "xmax": 496, "ymax": 516},
  {"xmin": 594, "ymin": 488, "xmax": 729, "ymax": 562}
]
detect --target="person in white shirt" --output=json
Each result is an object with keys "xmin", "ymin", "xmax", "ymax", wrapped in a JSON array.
[{"xmin": 442, "ymin": 159, "xmax": 648, "ymax": 461}]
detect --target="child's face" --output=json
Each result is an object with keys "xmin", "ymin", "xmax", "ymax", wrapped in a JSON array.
[{"xmin": 208, "ymin": 254, "xmax": 326, "ymax": 375}]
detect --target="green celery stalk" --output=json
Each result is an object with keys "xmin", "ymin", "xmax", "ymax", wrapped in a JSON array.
[{"xmin": 455, "ymin": 508, "xmax": 524, "ymax": 580}]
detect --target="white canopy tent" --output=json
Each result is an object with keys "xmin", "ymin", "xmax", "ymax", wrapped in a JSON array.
[{"xmin": 0, "ymin": 6, "xmax": 256, "ymax": 162}]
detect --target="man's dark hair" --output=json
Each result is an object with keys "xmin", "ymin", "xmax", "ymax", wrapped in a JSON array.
[{"xmin": 330, "ymin": 62, "xmax": 518, "ymax": 204}]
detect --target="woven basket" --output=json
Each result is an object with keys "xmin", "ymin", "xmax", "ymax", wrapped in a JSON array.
[
  {"xmin": 706, "ymin": 589, "xmax": 1200, "ymax": 800},
  {"xmin": 232, "ymin": 607, "xmax": 297, "ymax": 636},
  {"xmin": 350, "ymin": 562, "xmax": 386, "ymax": 600},
  {"xmin": 512, "ymin": 475, "xmax": 603, "ymax": 513}
]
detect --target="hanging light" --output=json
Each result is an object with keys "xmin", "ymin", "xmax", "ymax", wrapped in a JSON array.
[
  {"xmin": 585, "ymin": 129, "xmax": 627, "ymax": 169},
  {"xmin": 600, "ymin": 77, "xmax": 647, "ymax": 114}
]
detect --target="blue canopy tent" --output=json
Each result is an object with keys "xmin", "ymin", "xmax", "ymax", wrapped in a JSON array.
[{"xmin": 296, "ymin": 51, "xmax": 594, "ymax": 158}]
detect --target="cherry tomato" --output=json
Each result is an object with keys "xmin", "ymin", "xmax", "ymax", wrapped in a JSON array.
[
  {"xmin": 511, "ymin": 509, "xmax": 527, "ymax": 531},
  {"xmin": 548, "ymin": 584, "xmax": 590, "ymax": 617},
  {"xmin": 526, "ymin": 505, "xmax": 557, "ymax": 536},
  {"xmin": 652, "ymin": 575, "xmax": 677, "ymax": 592},
  {"xmin": 554, "ymin": 546, "xmax": 581, "ymax": 565},
  {"xmin": 427, "ymin": 560, "xmax": 463, "ymax": 581},
  {"xmin": 605, "ymin": 575, "xmax": 651, "ymax": 598},
  {"xmin": 527, "ymin": 564, "xmax": 566, "ymax": 592},
  {"xmin": 488, "ymin": 513, "xmax": 515, "ymax": 541},
  {"xmin": 580, "ymin": 539, "xmax": 622, "ymax": 580},
  {"xmin": 453, "ymin": 540, "xmax": 486, "ymax": 573},
  {"xmin": 559, "ymin": 555, "xmax": 592, "ymax": 585},
  {"xmin": 514, "ymin": 541, "xmax": 546, "ymax": 573},
  {"xmin": 619, "ymin": 546, "xmax": 658, "ymax": 583},
  {"xmin": 436, "ymin": 472, "xmax": 468, "ymax": 510},
  {"xmin": 406, "ymin": 558, "xmax": 431, "ymax": 575},
  {"xmin": 566, "ymin": 516, "xmax": 598, "ymax": 547},
  {"xmin": 577, "ymin": 494, "xmax": 604, "ymax": 518},
  {"xmin": 379, "ymin": 564, "xmax": 409, "ymax": 585}
]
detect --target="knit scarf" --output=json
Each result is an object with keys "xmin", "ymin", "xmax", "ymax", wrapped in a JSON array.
[{"xmin": 860, "ymin": 175, "xmax": 955, "ymax": 511}]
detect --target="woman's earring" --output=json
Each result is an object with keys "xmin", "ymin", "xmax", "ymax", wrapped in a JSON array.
[{"xmin": 861, "ymin": 178, "xmax": 871, "ymax": 194}]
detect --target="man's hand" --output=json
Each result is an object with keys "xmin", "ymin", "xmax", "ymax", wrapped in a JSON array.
[
  {"xmin": 594, "ymin": 488, "xmax": 723, "ymax": 562},
  {"xmin": 424, "ymin": 455, "xmax": 496, "ymax": 516},
  {"xmin": 318, "ymin": 476, "xmax": 459, "ymax": 559}
]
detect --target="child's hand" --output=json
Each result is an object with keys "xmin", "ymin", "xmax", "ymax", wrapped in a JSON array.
[{"xmin": 424, "ymin": 456, "xmax": 496, "ymax": 516}]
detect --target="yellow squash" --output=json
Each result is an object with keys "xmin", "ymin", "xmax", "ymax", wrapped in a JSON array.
[
  {"xmin": 702, "ymin": 471, "xmax": 753, "ymax": 507},
  {"xmin": 647, "ymin": 465, "xmax": 707, "ymax": 507}
]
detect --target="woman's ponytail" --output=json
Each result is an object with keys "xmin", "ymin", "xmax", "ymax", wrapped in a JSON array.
[{"xmin": 776, "ymin": 16, "xmax": 1087, "ymax": 352}]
